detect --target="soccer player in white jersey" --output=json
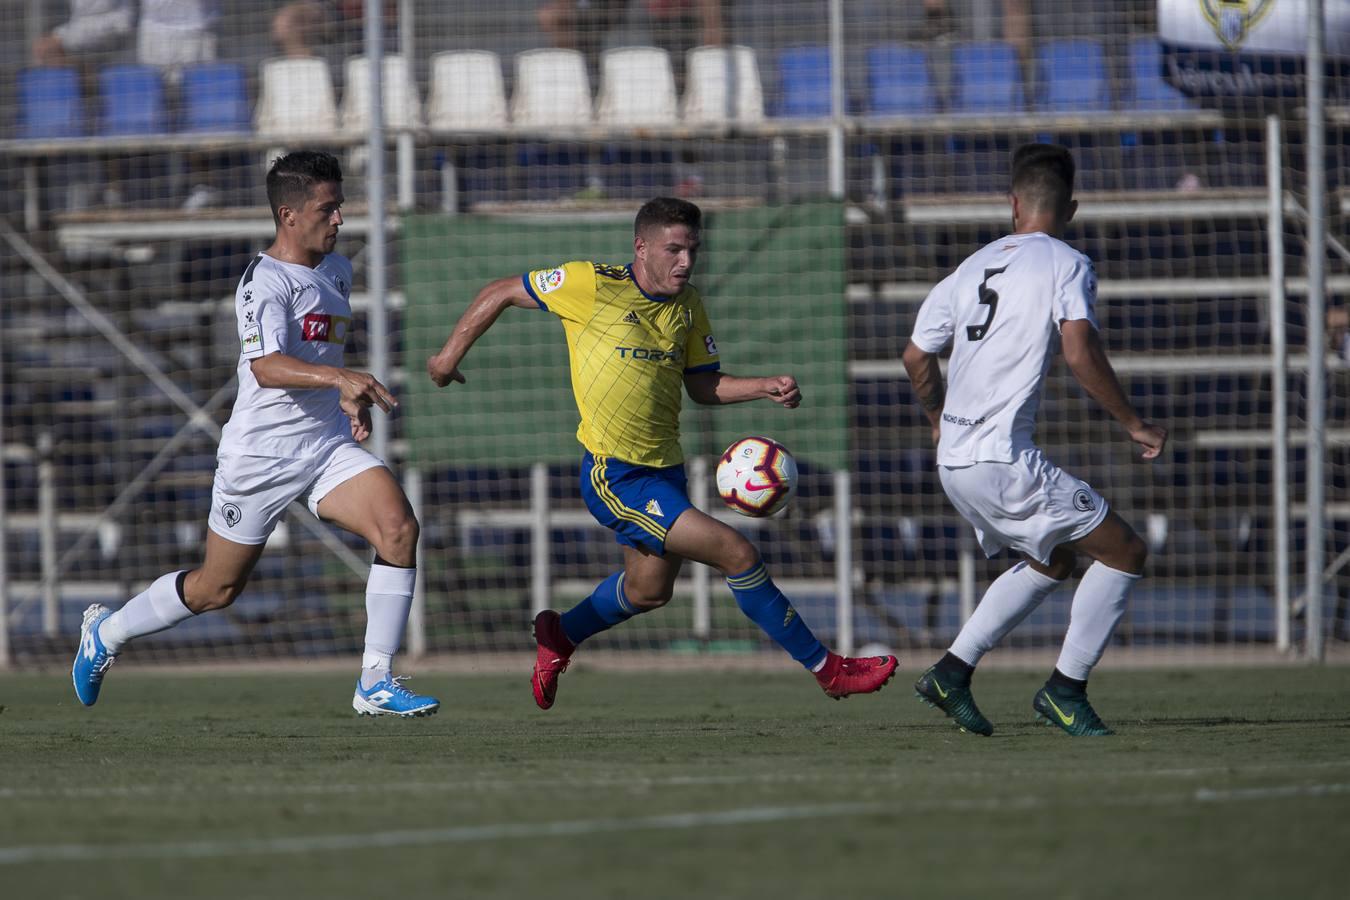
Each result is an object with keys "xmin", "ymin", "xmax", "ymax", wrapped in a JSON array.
[
  {"xmin": 903, "ymin": 144, "xmax": 1167, "ymax": 737},
  {"xmin": 72, "ymin": 151, "xmax": 438, "ymax": 717}
]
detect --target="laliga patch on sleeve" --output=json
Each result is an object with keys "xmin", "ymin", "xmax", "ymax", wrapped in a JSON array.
[
  {"xmin": 534, "ymin": 267, "xmax": 566, "ymax": 295},
  {"xmin": 705, "ymin": 334, "xmax": 719, "ymax": 355},
  {"xmin": 241, "ymin": 324, "xmax": 262, "ymax": 353}
]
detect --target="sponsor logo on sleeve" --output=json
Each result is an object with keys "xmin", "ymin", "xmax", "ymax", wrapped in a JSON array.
[
  {"xmin": 534, "ymin": 268, "xmax": 566, "ymax": 295},
  {"xmin": 705, "ymin": 335, "xmax": 719, "ymax": 356},
  {"xmin": 242, "ymin": 289, "xmax": 253, "ymax": 306},
  {"xmin": 1073, "ymin": 489, "xmax": 1096, "ymax": 512},
  {"xmin": 241, "ymin": 324, "xmax": 262, "ymax": 353}
]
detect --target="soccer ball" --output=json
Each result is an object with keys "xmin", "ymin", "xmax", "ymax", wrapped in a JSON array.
[{"xmin": 715, "ymin": 436, "xmax": 797, "ymax": 518}]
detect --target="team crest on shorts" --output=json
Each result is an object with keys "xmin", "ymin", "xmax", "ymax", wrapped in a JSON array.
[
  {"xmin": 1073, "ymin": 490, "xmax": 1095, "ymax": 512},
  {"xmin": 222, "ymin": 503, "xmax": 242, "ymax": 527},
  {"xmin": 645, "ymin": 498, "xmax": 664, "ymax": 517}
]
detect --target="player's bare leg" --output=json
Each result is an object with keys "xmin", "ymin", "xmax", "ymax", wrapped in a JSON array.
[
  {"xmin": 318, "ymin": 466, "xmax": 438, "ymax": 717},
  {"xmin": 665, "ymin": 509, "xmax": 898, "ymax": 699},
  {"xmin": 317, "ymin": 465, "xmax": 419, "ymax": 565},
  {"xmin": 74, "ymin": 531, "xmax": 265, "ymax": 707},
  {"xmin": 183, "ymin": 531, "xmax": 270, "ymax": 612},
  {"xmin": 1064, "ymin": 511, "xmax": 1148, "ymax": 576}
]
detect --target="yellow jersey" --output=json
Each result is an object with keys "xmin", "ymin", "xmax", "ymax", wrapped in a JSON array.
[{"xmin": 522, "ymin": 260, "xmax": 721, "ymax": 467}]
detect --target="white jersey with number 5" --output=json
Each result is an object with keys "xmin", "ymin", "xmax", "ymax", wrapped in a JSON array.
[{"xmin": 910, "ymin": 232, "xmax": 1098, "ymax": 467}]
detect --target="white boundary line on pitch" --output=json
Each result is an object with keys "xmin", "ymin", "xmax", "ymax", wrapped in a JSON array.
[
  {"xmin": 3, "ymin": 784, "xmax": 1349, "ymax": 865},
  {"xmin": 1194, "ymin": 783, "xmax": 1350, "ymax": 802},
  {"xmin": 0, "ymin": 803, "xmax": 880, "ymax": 865},
  {"xmin": 3, "ymin": 760, "xmax": 1349, "ymax": 801}
]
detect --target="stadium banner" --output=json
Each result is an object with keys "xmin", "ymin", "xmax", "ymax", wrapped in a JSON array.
[
  {"xmin": 1157, "ymin": 0, "xmax": 1350, "ymax": 100},
  {"xmin": 402, "ymin": 202, "xmax": 848, "ymax": 470}
]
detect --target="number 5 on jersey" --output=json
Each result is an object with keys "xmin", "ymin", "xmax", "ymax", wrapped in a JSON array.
[{"xmin": 966, "ymin": 266, "xmax": 1008, "ymax": 342}]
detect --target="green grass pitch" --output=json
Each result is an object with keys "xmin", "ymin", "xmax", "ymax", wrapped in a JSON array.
[{"xmin": 2, "ymin": 666, "xmax": 1348, "ymax": 899}]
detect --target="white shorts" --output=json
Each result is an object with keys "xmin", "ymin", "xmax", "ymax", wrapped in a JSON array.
[
  {"xmin": 938, "ymin": 447, "xmax": 1109, "ymax": 565},
  {"xmin": 137, "ymin": 24, "xmax": 217, "ymax": 73},
  {"xmin": 208, "ymin": 439, "xmax": 384, "ymax": 545}
]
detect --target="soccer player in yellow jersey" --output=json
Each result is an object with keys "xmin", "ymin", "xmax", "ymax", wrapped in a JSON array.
[{"xmin": 427, "ymin": 198, "xmax": 898, "ymax": 709}]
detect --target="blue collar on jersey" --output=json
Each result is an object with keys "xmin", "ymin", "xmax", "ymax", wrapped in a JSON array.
[{"xmin": 627, "ymin": 264, "xmax": 678, "ymax": 303}]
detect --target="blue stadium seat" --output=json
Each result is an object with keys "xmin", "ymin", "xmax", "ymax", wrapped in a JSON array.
[
  {"xmin": 99, "ymin": 64, "xmax": 167, "ymax": 136},
  {"xmin": 515, "ymin": 143, "xmax": 589, "ymax": 199},
  {"xmin": 951, "ymin": 41, "xmax": 1025, "ymax": 113},
  {"xmin": 776, "ymin": 45, "xmax": 832, "ymax": 117},
  {"xmin": 599, "ymin": 144, "xmax": 676, "ymax": 198},
  {"xmin": 180, "ymin": 62, "xmax": 251, "ymax": 133},
  {"xmin": 1037, "ymin": 39, "xmax": 1110, "ymax": 112},
  {"xmin": 944, "ymin": 42, "xmax": 1022, "ymax": 185},
  {"xmin": 19, "ymin": 67, "xmax": 85, "ymax": 139},
  {"xmin": 1127, "ymin": 37, "xmax": 1192, "ymax": 111},
  {"xmin": 867, "ymin": 44, "xmax": 937, "ymax": 115}
]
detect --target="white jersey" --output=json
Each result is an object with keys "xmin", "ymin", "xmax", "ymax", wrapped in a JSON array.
[
  {"xmin": 220, "ymin": 252, "xmax": 355, "ymax": 457},
  {"xmin": 911, "ymin": 232, "xmax": 1098, "ymax": 467}
]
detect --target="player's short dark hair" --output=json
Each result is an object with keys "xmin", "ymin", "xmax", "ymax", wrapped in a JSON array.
[
  {"xmin": 266, "ymin": 151, "xmax": 343, "ymax": 224},
  {"xmin": 634, "ymin": 197, "xmax": 702, "ymax": 237},
  {"xmin": 1010, "ymin": 143, "xmax": 1075, "ymax": 215}
]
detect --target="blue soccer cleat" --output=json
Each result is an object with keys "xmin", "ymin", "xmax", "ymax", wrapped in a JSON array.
[
  {"xmin": 352, "ymin": 674, "xmax": 440, "ymax": 717},
  {"xmin": 72, "ymin": 604, "xmax": 117, "ymax": 707}
]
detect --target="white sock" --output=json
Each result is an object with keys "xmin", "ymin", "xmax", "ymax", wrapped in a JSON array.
[
  {"xmin": 950, "ymin": 561, "xmax": 1063, "ymax": 667},
  {"xmin": 99, "ymin": 571, "xmax": 195, "ymax": 653},
  {"xmin": 361, "ymin": 563, "xmax": 415, "ymax": 685},
  {"xmin": 1055, "ymin": 561, "xmax": 1142, "ymax": 681}
]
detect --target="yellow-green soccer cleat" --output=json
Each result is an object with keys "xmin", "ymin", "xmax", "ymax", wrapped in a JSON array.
[
  {"xmin": 1032, "ymin": 686, "xmax": 1114, "ymax": 736},
  {"xmin": 914, "ymin": 666, "xmax": 993, "ymax": 736}
]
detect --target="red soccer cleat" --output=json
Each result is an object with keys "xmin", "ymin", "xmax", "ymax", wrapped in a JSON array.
[
  {"xmin": 531, "ymin": 610, "xmax": 575, "ymax": 710},
  {"xmin": 814, "ymin": 652, "xmax": 899, "ymax": 700}
]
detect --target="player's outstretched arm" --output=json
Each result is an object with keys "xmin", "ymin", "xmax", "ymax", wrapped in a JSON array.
[
  {"xmin": 427, "ymin": 276, "xmax": 536, "ymax": 388},
  {"xmin": 684, "ymin": 371, "xmax": 801, "ymax": 408},
  {"xmin": 1061, "ymin": 320, "xmax": 1167, "ymax": 459},
  {"xmin": 251, "ymin": 351, "xmax": 396, "ymax": 437},
  {"xmin": 902, "ymin": 340, "xmax": 944, "ymax": 446}
]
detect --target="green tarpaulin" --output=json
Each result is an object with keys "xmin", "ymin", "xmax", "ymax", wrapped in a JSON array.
[{"xmin": 402, "ymin": 202, "xmax": 847, "ymax": 470}]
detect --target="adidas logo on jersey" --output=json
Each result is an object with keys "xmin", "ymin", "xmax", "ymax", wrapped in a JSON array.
[
  {"xmin": 595, "ymin": 263, "xmax": 629, "ymax": 281},
  {"xmin": 623, "ymin": 311, "xmax": 641, "ymax": 325}
]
